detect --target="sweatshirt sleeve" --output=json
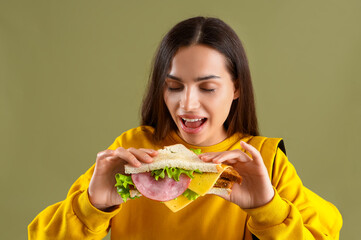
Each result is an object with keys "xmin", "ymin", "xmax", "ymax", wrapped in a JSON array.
[
  {"xmin": 243, "ymin": 148, "xmax": 342, "ymax": 239},
  {"xmin": 28, "ymin": 137, "xmax": 123, "ymax": 240},
  {"xmin": 27, "ymin": 166, "xmax": 122, "ymax": 240}
]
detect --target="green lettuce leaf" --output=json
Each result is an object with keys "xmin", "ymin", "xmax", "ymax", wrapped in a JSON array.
[
  {"xmin": 190, "ymin": 148, "xmax": 202, "ymax": 155},
  {"xmin": 182, "ymin": 189, "xmax": 200, "ymax": 200},
  {"xmin": 151, "ymin": 167, "xmax": 202, "ymax": 181},
  {"xmin": 114, "ymin": 173, "xmax": 139, "ymax": 202}
]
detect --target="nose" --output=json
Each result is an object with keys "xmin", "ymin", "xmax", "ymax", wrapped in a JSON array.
[{"xmin": 180, "ymin": 87, "xmax": 200, "ymax": 111}]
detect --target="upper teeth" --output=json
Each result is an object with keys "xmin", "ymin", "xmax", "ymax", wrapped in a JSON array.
[{"xmin": 182, "ymin": 118, "xmax": 204, "ymax": 122}]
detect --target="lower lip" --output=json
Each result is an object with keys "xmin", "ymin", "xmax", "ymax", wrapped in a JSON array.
[{"xmin": 179, "ymin": 118, "xmax": 207, "ymax": 134}]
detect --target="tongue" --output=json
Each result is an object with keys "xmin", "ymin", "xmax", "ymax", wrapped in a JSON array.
[{"xmin": 184, "ymin": 119, "xmax": 204, "ymax": 128}]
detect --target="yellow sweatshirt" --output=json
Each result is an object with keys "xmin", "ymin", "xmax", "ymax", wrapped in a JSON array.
[{"xmin": 28, "ymin": 126, "xmax": 342, "ymax": 239}]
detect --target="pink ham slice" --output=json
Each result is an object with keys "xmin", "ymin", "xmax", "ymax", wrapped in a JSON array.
[{"xmin": 131, "ymin": 172, "xmax": 191, "ymax": 201}]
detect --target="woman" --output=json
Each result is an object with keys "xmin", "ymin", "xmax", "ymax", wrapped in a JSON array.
[{"xmin": 28, "ymin": 16, "xmax": 342, "ymax": 240}]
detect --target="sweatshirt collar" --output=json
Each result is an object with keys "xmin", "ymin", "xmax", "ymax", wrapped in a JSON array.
[{"xmin": 168, "ymin": 130, "xmax": 252, "ymax": 153}]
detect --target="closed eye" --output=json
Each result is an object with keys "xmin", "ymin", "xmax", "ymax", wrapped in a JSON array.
[
  {"xmin": 167, "ymin": 87, "xmax": 183, "ymax": 91},
  {"xmin": 201, "ymin": 88, "xmax": 215, "ymax": 92}
]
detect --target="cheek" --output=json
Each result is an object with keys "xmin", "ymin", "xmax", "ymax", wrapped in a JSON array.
[
  {"xmin": 207, "ymin": 93, "xmax": 234, "ymax": 121},
  {"xmin": 163, "ymin": 92, "xmax": 177, "ymax": 112}
]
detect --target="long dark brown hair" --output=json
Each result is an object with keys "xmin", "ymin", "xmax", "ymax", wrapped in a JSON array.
[{"xmin": 141, "ymin": 16, "xmax": 259, "ymax": 142}]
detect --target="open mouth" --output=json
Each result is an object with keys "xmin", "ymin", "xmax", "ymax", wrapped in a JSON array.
[{"xmin": 179, "ymin": 117, "xmax": 207, "ymax": 133}]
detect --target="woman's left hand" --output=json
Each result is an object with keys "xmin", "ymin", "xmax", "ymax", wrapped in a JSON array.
[{"xmin": 199, "ymin": 141, "xmax": 274, "ymax": 209}]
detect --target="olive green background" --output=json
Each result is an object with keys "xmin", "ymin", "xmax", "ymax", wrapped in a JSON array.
[{"xmin": 1, "ymin": 0, "xmax": 360, "ymax": 239}]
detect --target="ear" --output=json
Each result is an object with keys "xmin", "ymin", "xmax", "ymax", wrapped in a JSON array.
[{"xmin": 233, "ymin": 87, "xmax": 240, "ymax": 100}]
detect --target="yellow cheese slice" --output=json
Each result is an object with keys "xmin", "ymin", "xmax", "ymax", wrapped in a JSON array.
[
  {"xmin": 163, "ymin": 194, "xmax": 193, "ymax": 212},
  {"xmin": 188, "ymin": 164, "xmax": 231, "ymax": 196},
  {"xmin": 163, "ymin": 164, "xmax": 231, "ymax": 212}
]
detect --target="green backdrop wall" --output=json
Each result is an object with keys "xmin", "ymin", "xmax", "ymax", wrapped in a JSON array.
[{"xmin": 1, "ymin": 0, "xmax": 360, "ymax": 239}]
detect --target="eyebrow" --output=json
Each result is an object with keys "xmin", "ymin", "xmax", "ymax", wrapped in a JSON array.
[{"xmin": 166, "ymin": 74, "xmax": 221, "ymax": 82}]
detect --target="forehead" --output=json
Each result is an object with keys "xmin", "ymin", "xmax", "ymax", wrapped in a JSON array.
[{"xmin": 169, "ymin": 45, "xmax": 228, "ymax": 76}]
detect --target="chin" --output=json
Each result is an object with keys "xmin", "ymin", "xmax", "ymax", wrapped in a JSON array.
[{"xmin": 180, "ymin": 133, "xmax": 210, "ymax": 147}]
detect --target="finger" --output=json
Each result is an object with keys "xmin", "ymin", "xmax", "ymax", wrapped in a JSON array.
[
  {"xmin": 102, "ymin": 155, "xmax": 121, "ymax": 164},
  {"xmin": 139, "ymin": 148, "xmax": 158, "ymax": 157},
  {"xmin": 216, "ymin": 158, "xmax": 239, "ymax": 164},
  {"xmin": 128, "ymin": 148, "xmax": 154, "ymax": 163},
  {"xmin": 211, "ymin": 150, "xmax": 252, "ymax": 164},
  {"xmin": 240, "ymin": 141, "xmax": 263, "ymax": 165},
  {"xmin": 96, "ymin": 149, "xmax": 116, "ymax": 160},
  {"xmin": 198, "ymin": 152, "xmax": 223, "ymax": 162},
  {"xmin": 94, "ymin": 153, "xmax": 124, "ymax": 174},
  {"xmin": 114, "ymin": 147, "xmax": 141, "ymax": 167}
]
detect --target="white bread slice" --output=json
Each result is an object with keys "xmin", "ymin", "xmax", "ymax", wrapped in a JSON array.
[
  {"xmin": 207, "ymin": 187, "xmax": 231, "ymax": 196},
  {"xmin": 124, "ymin": 144, "xmax": 220, "ymax": 174}
]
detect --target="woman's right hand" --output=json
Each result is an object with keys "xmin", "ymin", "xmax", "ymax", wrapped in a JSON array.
[{"xmin": 88, "ymin": 147, "xmax": 158, "ymax": 211}]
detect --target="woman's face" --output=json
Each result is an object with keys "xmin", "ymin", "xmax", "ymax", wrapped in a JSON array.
[{"xmin": 164, "ymin": 44, "xmax": 239, "ymax": 146}]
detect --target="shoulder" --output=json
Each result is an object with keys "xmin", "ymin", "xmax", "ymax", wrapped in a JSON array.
[
  {"xmin": 108, "ymin": 126, "xmax": 158, "ymax": 150},
  {"xmin": 247, "ymin": 136, "xmax": 286, "ymax": 155},
  {"xmin": 121, "ymin": 125, "xmax": 155, "ymax": 138},
  {"xmin": 246, "ymin": 135, "xmax": 287, "ymax": 176}
]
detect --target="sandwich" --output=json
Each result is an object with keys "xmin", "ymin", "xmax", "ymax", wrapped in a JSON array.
[{"xmin": 115, "ymin": 144, "xmax": 242, "ymax": 212}]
